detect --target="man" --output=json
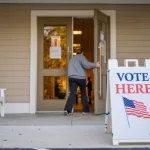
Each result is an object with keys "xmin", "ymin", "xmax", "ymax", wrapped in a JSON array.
[
  {"xmin": 64, "ymin": 48, "xmax": 100, "ymax": 115},
  {"xmin": 87, "ymin": 77, "xmax": 92, "ymax": 104}
]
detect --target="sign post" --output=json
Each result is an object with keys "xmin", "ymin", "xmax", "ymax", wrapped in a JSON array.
[{"xmin": 105, "ymin": 59, "xmax": 150, "ymax": 145}]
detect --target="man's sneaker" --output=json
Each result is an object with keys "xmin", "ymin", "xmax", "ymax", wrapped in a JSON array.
[
  {"xmin": 82, "ymin": 112, "xmax": 89, "ymax": 115},
  {"xmin": 64, "ymin": 110, "xmax": 69, "ymax": 116}
]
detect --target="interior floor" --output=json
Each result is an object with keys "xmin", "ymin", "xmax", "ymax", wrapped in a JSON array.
[{"xmin": 74, "ymin": 97, "xmax": 94, "ymax": 112}]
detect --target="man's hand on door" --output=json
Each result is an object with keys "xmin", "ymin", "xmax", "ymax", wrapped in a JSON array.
[{"xmin": 96, "ymin": 62, "xmax": 100, "ymax": 68}]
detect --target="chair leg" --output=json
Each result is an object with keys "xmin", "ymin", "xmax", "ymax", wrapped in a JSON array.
[{"xmin": 1, "ymin": 103, "xmax": 5, "ymax": 117}]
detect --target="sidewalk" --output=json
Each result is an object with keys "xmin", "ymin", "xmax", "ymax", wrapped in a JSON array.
[
  {"xmin": 0, "ymin": 114, "xmax": 150, "ymax": 149},
  {"xmin": 0, "ymin": 125, "xmax": 112, "ymax": 148}
]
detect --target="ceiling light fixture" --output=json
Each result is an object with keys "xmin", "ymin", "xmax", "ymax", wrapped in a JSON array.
[{"xmin": 73, "ymin": 31, "xmax": 82, "ymax": 35}]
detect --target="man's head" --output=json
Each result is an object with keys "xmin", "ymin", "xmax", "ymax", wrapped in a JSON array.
[{"xmin": 76, "ymin": 48, "xmax": 83, "ymax": 54}]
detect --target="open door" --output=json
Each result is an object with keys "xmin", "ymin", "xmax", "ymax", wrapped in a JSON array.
[{"xmin": 94, "ymin": 10, "xmax": 110, "ymax": 114}]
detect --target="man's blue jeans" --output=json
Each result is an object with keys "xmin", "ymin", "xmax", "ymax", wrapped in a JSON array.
[{"xmin": 64, "ymin": 78, "xmax": 89, "ymax": 113}]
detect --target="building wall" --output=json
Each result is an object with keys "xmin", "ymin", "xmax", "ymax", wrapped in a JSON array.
[
  {"xmin": 0, "ymin": 4, "xmax": 150, "ymax": 102},
  {"xmin": 116, "ymin": 8, "xmax": 150, "ymax": 66},
  {"xmin": 0, "ymin": 5, "xmax": 30, "ymax": 103}
]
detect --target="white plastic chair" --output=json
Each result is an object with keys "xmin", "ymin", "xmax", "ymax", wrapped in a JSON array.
[{"xmin": 0, "ymin": 88, "xmax": 6, "ymax": 117}]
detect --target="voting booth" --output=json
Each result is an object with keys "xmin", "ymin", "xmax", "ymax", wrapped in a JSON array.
[{"xmin": 105, "ymin": 59, "xmax": 150, "ymax": 145}]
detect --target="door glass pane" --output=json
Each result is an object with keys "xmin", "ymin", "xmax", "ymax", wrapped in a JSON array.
[
  {"xmin": 44, "ymin": 26, "xmax": 67, "ymax": 69},
  {"xmin": 44, "ymin": 76, "xmax": 66, "ymax": 100}
]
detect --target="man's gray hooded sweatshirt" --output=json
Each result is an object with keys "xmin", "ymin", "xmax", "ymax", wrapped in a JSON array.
[{"xmin": 68, "ymin": 54, "xmax": 97, "ymax": 79}]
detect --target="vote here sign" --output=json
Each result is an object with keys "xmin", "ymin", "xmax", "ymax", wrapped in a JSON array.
[{"xmin": 109, "ymin": 67, "xmax": 150, "ymax": 141}]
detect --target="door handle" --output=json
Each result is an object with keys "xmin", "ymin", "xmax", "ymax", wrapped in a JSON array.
[
  {"xmin": 67, "ymin": 47, "xmax": 72, "ymax": 60},
  {"xmin": 98, "ymin": 42, "xmax": 103, "ymax": 56},
  {"xmin": 67, "ymin": 47, "xmax": 70, "ymax": 62},
  {"xmin": 67, "ymin": 47, "xmax": 73, "ymax": 97},
  {"xmin": 98, "ymin": 43, "xmax": 102, "ymax": 97}
]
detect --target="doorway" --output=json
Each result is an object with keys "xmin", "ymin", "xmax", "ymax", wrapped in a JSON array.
[
  {"xmin": 73, "ymin": 11, "xmax": 110, "ymax": 114},
  {"xmin": 73, "ymin": 18, "xmax": 95, "ymax": 112},
  {"xmin": 34, "ymin": 9, "xmax": 111, "ymax": 112}
]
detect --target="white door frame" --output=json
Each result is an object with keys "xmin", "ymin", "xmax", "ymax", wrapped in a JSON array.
[{"xmin": 30, "ymin": 10, "xmax": 116, "ymax": 114}]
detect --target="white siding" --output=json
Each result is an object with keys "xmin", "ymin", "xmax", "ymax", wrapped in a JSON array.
[{"xmin": 0, "ymin": 4, "xmax": 150, "ymax": 102}]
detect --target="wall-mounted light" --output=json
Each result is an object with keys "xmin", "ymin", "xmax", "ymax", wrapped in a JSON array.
[{"xmin": 73, "ymin": 31, "xmax": 82, "ymax": 35}]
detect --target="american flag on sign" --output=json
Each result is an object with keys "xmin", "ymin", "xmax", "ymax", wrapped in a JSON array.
[{"xmin": 123, "ymin": 97, "xmax": 150, "ymax": 119}]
